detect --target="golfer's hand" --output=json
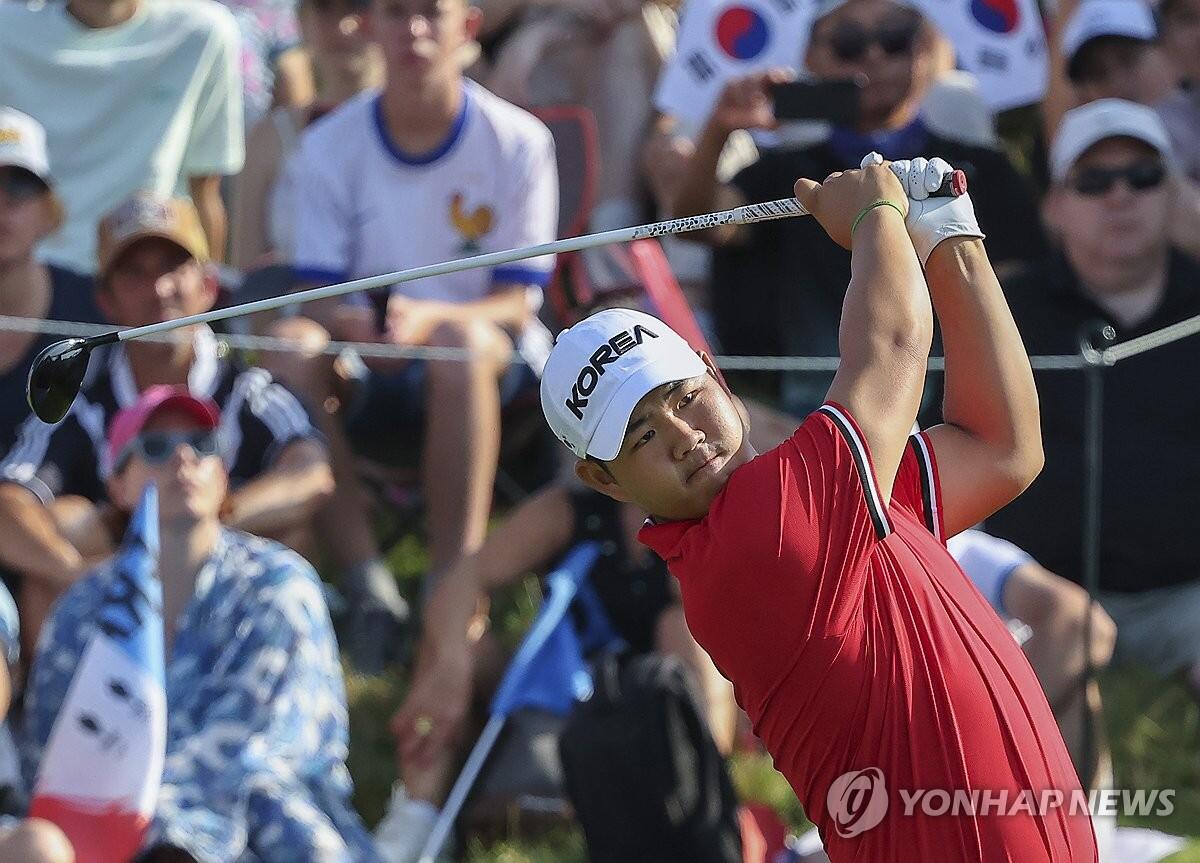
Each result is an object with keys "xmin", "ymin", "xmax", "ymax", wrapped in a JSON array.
[
  {"xmin": 706, "ymin": 70, "xmax": 793, "ymax": 137},
  {"xmin": 860, "ymin": 151, "xmax": 984, "ymax": 265},
  {"xmin": 392, "ymin": 645, "xmax": 473, "ymax": 770},
  {"xmin": 793, "ymin": 164, "xmax": 908, "ymax": 249}
]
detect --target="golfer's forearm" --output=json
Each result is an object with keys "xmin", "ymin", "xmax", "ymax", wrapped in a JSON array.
[
  {"xmin": 841, "ymin": 211, "xmax": 933, "ymax": 375},
  {"xmin": 0, "ymin": 484, "xmax": 83, "ymax": 585},
  {"xmin": 924, "ymin": 239, "xmax": 1041, "ymax": 475}
]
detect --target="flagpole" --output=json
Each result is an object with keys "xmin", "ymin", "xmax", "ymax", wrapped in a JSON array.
[
  {"xmin": 413, "ymin": 542, "xmax": 601, "ymax": 862},
  {"xmin": 417, "ymin": 714, "xmax": 507, "ymax": 863}
]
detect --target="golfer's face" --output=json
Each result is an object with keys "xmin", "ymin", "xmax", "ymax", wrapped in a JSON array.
[{"xmin": 603, "ymin": 372, "xmax": 747, "ymax": 521}]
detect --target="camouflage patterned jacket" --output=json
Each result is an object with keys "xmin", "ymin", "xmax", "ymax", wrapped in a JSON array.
[{"xmin": 22, "ymin": 529, "xmax": 381, "ymax": 862}]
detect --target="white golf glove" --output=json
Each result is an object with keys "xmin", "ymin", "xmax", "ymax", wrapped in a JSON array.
[{"xmin": 860, "ymin": 151, "xmax": 985, "ymax": 266}]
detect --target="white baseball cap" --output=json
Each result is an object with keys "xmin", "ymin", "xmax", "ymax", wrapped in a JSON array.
[
  {"xmin": 541, "ymin": 309, "xmax": 708, "ymax": 461},
  {"xmin": 0, "ymin": 106, "xmax": 51, "ymax": 184},
  {"xmin": 1062, "ymin": 0, "xmax": 1157, "ymax": 76},
  {"xmin": 1050, "ymin": 98, "xmax": 1174, "ymax": 182}
]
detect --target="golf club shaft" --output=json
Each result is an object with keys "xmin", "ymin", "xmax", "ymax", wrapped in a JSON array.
[{"xmin": 109, "ymin": 197, "xmax": 810, "ymax": 345}]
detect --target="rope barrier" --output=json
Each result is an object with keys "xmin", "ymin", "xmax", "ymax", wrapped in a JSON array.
[
  {"xmin": 1, "ymin": 311, "xmax": 1197, "ymax": 373},
  {"xmin": 0, "ymin": 314, "xmax": 1085, "ymax": 372}
]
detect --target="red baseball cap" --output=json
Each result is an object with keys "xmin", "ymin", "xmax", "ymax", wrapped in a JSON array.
[{"xmin": 107, "ymin": 385, "xmax": 220, "ymax": 473}]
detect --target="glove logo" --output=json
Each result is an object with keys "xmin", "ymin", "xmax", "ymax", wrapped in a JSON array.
[{"xmin": 827, "ymin": 768, "xmax": 889, "ymax": 838}]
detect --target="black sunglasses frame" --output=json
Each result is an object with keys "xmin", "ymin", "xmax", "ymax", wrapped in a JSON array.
[
  {"xmin": 117, "ymin": 429, "xmax": 222, "ymax": 470},
  {"xmin": 823, "ymin": 16, "xmax": 922, "ymax": 63},
  {"xmin": 1067, "ymin": 161, "xmax": 1167, "ymax": 197}
]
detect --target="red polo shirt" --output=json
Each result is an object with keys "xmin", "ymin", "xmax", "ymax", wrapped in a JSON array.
[{"xmin": 640, "ymin": 403, "xmax": 1096, "ymax": 862}]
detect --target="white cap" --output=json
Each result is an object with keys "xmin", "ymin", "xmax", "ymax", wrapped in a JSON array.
[
  {"xmin": 541, "ymin": 309, "xmax": 708, "ymax": 461},
  {"xmin": 1050, "ymin": 98, "xmax": 1173, "ymax": 181},
  {"xmin": 1062, "ymin": 0, "xmax": 1157, "ymax": 74},
  {"xmin": 0, "ymin": 107, "xmax": 51, "ymax": 184}
]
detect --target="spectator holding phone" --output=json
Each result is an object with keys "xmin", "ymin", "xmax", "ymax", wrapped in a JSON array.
[{"xmin": 670, "ymin": 0, "xmax": 1044, "ymax": 413}]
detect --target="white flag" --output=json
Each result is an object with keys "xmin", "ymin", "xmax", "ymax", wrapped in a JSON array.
[
  {"xmin": 655, "ymin": 0, "xmax": 817, "ymax": 133},
  {"xmin": 914, "ymin": 0, "xmax": 1048, "ymax": 110}
]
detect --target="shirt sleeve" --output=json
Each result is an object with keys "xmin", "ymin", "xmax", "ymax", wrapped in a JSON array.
[
  {"xmin": 290, "ymin": 130, "xmax": 353, "ymax": 284},
  {"xmin": 182, "ymin": 5, "xmax": 246, "ymax": 177},
  {"xmin": 890, "ymin": 430, "xmax": 945, "ymax": 545},
  {"xmin": 231, "ymin": 370, "xmax": 323, "ymax": 475},
  {"xmin": 489, "ymin": 121, "xmax": 558, "ymax": 290},
  {"xmin": 0, "ymin": 410, "xmax": 101, "ymax": 504}
]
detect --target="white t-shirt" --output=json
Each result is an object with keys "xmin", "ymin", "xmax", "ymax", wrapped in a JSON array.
[
  {"xmin": 291, "ymin": 82, "xmax": 558, "ymax": 365},
  {"xmin": 0, "ymin": 0, "xmax": 245, "ymax": 274}
]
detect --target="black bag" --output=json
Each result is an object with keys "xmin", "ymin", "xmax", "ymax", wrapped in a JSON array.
[{"xmin": 558, "ymin": 652, "xmax": 743, "ymax": 863}]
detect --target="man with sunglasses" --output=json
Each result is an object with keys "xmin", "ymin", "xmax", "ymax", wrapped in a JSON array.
[
  {"xmin": 21, "ymin": 385, "xmax": 383, "ymax": 862},
  {"xmin": 672, "ymin": 0, "xmax": 1044, "ymax": 413},
  {"xmin": 986, "ymin": 99, "xmax": 1200, "ymax": 703},
  {"xmin": 0, "ymin": 192, "xmax": 334, "ymax": 655}
]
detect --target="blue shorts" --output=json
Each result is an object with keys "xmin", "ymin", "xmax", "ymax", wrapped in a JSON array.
[{"xmin": 342, "ymin": 359, "xmax": 540, "ymax": 467}]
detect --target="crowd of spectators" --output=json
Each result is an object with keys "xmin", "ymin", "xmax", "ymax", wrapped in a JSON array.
[{"xmin": 0, "ymin": 0, "xmax": 1199, "ymax": 856}]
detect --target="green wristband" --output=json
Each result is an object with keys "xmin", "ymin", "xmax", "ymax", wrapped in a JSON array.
[{"xmin": 850, "ymin": 199, "xmax": 906, "ymax": 237}]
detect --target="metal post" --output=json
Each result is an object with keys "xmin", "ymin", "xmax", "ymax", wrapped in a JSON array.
[{"xmin": 1078, "ymin": 323, "xmax": 1115, "ymax": 789}]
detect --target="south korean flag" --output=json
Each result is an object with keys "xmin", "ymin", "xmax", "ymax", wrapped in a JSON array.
[{"xmin": 655, "ymin": 0, "xmax": 816, "ymax": 132}]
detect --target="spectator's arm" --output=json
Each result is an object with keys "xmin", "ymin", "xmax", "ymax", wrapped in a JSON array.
[
  {"xmin": 0, "ymin": 485, "xmax": 83, "ymax": 589},
  {"xmin": 271, "ymin": 47, "xmax": 313, "ymax": 110},
  {"xmin": 1169, "ymin": 176, "xmax": 1200, "ymax": 260},
  {"xmin": 1040, "ymin": 0, "xmax": 1081, "ymax": 147},
  {"xmin": 670, "ymin": 71, "xmax": 791, "ymax": 245},
  {"xmin": 223, "ymin": 438, "xmax": 333, "ymax": 537},
  {"xmin": 230, "ymin": 116, "xmax": 286, "ymax": 271},
  {"xmin": 291, "ymin": 134, "xmax": 355, "ymax": 330},
  {"xmin": 189, "ymin": 175, "xmax": 228, "ymax": 265},
  {"xmin": 921, "ymin": 239, "xmax": 1043, "ymax": 537},
  {"xmin": 394, "ymin": 485, "xmax": 575, "ymax": 768},
  {"xmin": 0, "ymin": 414, "xmax": 95, "ymax": 588}
]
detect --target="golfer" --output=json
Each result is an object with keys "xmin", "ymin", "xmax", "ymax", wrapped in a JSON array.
[{"xmin": 541, "ymin": 156, "xmax": 1097, "ymax": 860}]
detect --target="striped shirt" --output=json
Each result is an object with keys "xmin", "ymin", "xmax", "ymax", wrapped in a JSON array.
[{"xmin": 0, "ymin": 327, "xmax": 318, "ymax": 504}]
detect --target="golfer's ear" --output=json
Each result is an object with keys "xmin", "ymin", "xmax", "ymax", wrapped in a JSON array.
[{"xmin": 575, "ymin": 459, "xmax": 633, "ymax": 504}]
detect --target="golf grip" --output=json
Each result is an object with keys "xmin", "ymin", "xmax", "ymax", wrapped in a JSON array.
[{"xmin": 112, "ymin": 170, "xmax": 965, "ymax": 344}]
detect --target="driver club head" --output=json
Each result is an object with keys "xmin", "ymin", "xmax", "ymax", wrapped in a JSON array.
[{"xmin": 27, "ymin": 338, "xmax": 93, "ymax": 424}]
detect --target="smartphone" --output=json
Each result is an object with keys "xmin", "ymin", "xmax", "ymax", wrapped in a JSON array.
[{"xmin": 770, "ymin": 79, "xmax": 863, "ymax": 126}]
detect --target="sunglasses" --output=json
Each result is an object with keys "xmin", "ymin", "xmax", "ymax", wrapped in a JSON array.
[
  {"xmin": 0, "ymin": 167, "xmax": 49, "ymax": 204},
  {"xmin": 822, "ymin": 16, "xmax": 921, "ymax": 63},
  {"xmin": 1067, "ymin": 161, "xmax": 1167, "ymax": 196},
  {"xmin": 119, "ymin": 429, "xmax": 221, "ymax": 469}
]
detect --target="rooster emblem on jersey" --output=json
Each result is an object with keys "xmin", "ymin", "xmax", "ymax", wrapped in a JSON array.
[{"xmin": 450, "ymin": 192, "xmax": 494, "ymax": 255}]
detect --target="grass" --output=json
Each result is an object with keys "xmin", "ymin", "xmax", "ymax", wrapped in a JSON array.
[{"xmin": 340, "ymin": 533, "xmax": 1200, "ymax": 861}]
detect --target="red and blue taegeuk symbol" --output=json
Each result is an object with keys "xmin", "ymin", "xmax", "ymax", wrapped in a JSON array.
[
  {"xmin": 970, "ymin": 0, "xmax": 1020, "ymax": 33},
  {"xmin": 715, "ymin": 6, "xmax": 770, "ymax": 60}
]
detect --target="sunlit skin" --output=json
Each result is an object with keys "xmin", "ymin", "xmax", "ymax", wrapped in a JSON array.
[
  {"xmin": 805, "ymin": 0, "xmax": 934, "ymax": 132},
  {"xmin": 0, "ymin": 168, "xmax": 57, "ymax": 268},
  {"xmin": 108, "ymin": 408, "xmax": 228, "ymax": 527},
  {"xmin": 1046, "ymin": 137, "xmax": 1172, "ymax": 285},
  {"xmin": 574, "ymin": 354, "xmax": 759, "ymax": 522},
  {"xmin": 367, "ymin": 0, "xmax": 479, "ymax": 83},
  {"xmin": 98, "ymin": 238, "xmax": 217, "ymax": 329}
]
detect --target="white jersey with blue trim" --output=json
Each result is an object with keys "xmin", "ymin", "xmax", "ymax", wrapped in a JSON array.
[{"xmin": 291, "ymin": 80, "xmax": 558, "ymax": 367}]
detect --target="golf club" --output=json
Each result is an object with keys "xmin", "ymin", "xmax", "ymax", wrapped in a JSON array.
[{"xmin": 26, "ymin": 173, "xmax": 965, "ymax": 424}]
